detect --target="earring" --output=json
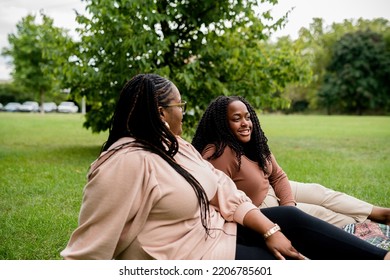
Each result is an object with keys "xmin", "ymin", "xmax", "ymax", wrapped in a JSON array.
[{"xmin": 164, "ymin": 121, "xmax": 170, "ymax": 129}]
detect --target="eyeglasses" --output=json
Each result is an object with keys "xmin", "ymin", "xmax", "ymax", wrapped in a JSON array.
[{"xmin": 162, "ymin": 101, "xmax": 187, "ymax": 114}]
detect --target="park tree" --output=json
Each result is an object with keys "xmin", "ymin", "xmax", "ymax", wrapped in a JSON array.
[
  {"xmin": 318, "ymin": 30, "xmax": 390, "ymax": 115},
  {"xmin": 64, "ymin": 0, "xmax": 309, "ymax": 134},
  {"xmin": 1, "ymin": 12, "xmax": 73, "ymax": 113},
  {"xmin": 199, "ymin": 27, "xmax": 311, "ymax": 112},
  {"xmin": 286, "ymin": 17, "xmax": 390, "ymax": 113}
]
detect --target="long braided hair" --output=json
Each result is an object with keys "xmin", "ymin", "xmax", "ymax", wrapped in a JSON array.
[
  {"xmin": 192, "ymin": 95, "xmax": 272, "ymax": 173},
  {"xmin": 103, "ymin": 74, "xmax": 210, "ymax": 235}
]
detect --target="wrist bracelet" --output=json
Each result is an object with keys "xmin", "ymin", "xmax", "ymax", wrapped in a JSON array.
[{"xmin": 263, "ymin": 224, "xmax": 281, "ymax": 239}]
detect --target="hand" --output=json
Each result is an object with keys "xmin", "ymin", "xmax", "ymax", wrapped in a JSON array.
[{"xmin": 264, "ymin": 231, "xmax": 305, "ymax": 260}]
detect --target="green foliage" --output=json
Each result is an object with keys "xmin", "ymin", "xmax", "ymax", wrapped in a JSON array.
[
  {"xmin": 0, "ymin": 82, "xmax": 28, "ymax": 103},
  {"xmin": 63, "ymin": 0, "xmax": 307, "ymax": 133},
  {"xmin": 319, "ymin": 30, "xmax": 390, "ymax": 115},
  {"xmin": 1, "ymin": 12, "xmax": 74, "ymax": 110},
  {"xmin": 287, "ymin": 18, "xmax": 390, "ymax": 113}
]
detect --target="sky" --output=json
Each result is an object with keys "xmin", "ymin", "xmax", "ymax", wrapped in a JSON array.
[{"xmin": 0, "ymin": 0, "xmax": 389, "ymax": 81}]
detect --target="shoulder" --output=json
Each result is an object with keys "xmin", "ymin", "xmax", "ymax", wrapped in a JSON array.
[
  {"xmin": 201, "ymin": 144, "xmax": 235, "ymax": 160},
  {"xmin": 202, "ymin": 144, "xmax": 239, "ymax": 173},
  {"xmin": 201, "ymin": 144, "xmax": 216, "ymax": 159},
  {"xmin": 177, "ymin": 136, "xmax": 203, "ymax": 157},
  {"xmin": 88, "ymin": 142, "xmax": 165, "ymax": 181},
  {"xmin": 268, "ymin": 153, "xmax": 279, "ymax": 165},
  {"xmin": 202, "ymin": 143, "xmax": 236, "ymax": 159}
]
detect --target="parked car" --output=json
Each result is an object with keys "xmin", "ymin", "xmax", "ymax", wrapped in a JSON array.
[
  {"xmin": 19, "ymin": 101, "xmax": 39, "ymax": 112},
  {"xmin": 43, "ymin": 102, "xmax": 57, "ymax": 113},
  {"xmin": 57, "ymin": 101, "xmax": 78, "ymax": 113},
  {"xmin": 0, "ymin": 103, "xmax": 3, "ymax": 111},
  {"xmin": 4, "ymin": 102, "xmax": 22, "ymax": 112}
]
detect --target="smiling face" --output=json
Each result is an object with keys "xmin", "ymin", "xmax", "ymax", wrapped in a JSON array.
[{"xmin": 227, "ymin": 100, "xmax": 252, "ymax": 143}]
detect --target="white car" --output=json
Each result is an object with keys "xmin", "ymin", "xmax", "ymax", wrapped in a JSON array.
[
  {"xmin": 57, "ymin": 101, "xmax": 78, "ymax": 113},
  {"xmin": 19, "ymin": 101, "xmax": 39, "ymax": 112},
  {"xmin": 4, "ymin": 102, "xmax": 22, "ymax": 112},
  {"xmin": 43, "ymin": 102, "xmax": 58, "ymax": 113}
]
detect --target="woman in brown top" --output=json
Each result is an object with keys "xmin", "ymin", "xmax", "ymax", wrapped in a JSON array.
[
  {"xmin": 192, "ymin": 95, "xmax": 390, "ymax": 227},
  {"xmin": 62, "ymin": 74, "xmax": 389, "ymax": 260}
]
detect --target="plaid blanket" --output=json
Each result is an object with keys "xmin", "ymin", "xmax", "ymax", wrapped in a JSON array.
[{"xmin": 342, "ymin": 221, "xmax": 390, "ymax": 251}]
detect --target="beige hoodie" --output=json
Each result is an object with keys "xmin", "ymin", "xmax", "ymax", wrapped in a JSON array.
[{"xmin": 61, "ymin": 137, "xmax": 256, "ymax": 260}]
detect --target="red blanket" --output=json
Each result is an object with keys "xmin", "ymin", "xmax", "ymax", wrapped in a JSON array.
[{"xmin": 343, "ymin": 221, "xmax": 390, "ymax": 251}]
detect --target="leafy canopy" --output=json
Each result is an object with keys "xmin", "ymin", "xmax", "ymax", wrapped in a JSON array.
[
  {"xmin": 319, "ymin": 30, "xmax": 390, "ymax": 115},
  {"xmin": 64, "ymin": 0, "xmax": 309, "ymax": 133},
  {"xmin": 286, "ymin": 18, "xmax": 390, "ymax": 113}
]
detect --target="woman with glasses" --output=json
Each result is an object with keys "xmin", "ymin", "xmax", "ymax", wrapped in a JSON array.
[
  {"xmin": 162, "ymin": 101, "xmax": 187, "ymax": 114},
  {"xmin": 61, "ymin": 74, "xmax": 389, "ymax": 260}
]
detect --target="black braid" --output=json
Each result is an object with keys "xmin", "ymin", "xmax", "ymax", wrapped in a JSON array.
[
  {"xmin": 192, "ymin": 96, "xmax": 272, "ymax": 173},
  {"xmin": 103, "ymin": 74, "xmax": 211, "ymax": 236}
]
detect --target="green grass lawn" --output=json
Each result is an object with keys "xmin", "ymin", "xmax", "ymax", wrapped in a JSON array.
[
  {"xmin": 261, "ymin": 114, "xmax": 390, "ymax": 204},
  {"xmin": 0, "ymin": 113, "xmax": 389, "ymax": 259}
]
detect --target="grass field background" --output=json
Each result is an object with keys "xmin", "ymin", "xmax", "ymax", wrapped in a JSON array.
[{"xmin": 0, "ymin": 113, "xmax": 389, "ymax": 259}]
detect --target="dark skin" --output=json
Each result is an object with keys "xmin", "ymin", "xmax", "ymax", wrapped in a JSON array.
[{"xmin": 243, "ymin": 209, "xmax": 305, "ymax": 260}]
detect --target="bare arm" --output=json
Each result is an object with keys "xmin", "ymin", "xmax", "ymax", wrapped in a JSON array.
[{"xmin": 242, "ymin": 209, "xmax": 304, "ymax": 260}]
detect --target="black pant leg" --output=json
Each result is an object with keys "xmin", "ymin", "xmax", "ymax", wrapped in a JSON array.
[{"xmin": 260, "ymin": 206, "xmax": 387, "ymax": 260}]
